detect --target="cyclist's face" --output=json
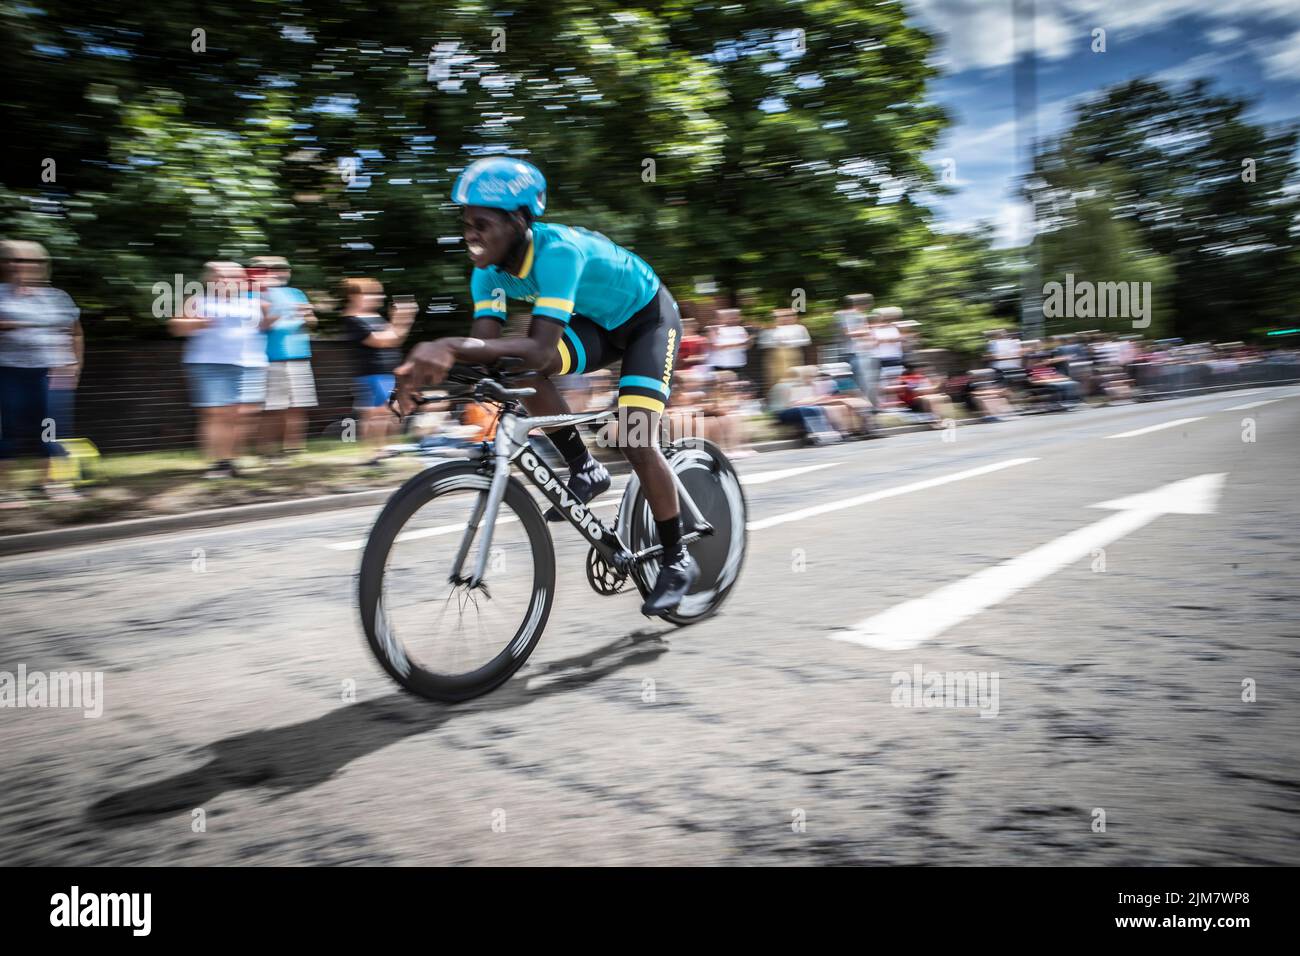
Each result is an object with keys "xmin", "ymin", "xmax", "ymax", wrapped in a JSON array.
[{"xmin": 462, "ymin": 206, "xmax": 520, "ymax": 269}]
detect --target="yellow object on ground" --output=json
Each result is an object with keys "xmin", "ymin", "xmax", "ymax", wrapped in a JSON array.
[{"xmin": 48, "ymin": 438, "xmax": 101, "ymax": 485}]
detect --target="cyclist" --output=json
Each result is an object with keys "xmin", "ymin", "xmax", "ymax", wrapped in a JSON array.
[{"xmin": 394, "ymin": 157, "xmax": 697, "ymax": 615}]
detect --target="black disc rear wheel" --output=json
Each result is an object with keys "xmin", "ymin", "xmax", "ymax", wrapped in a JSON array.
[{"xmin": 625, "ymin": 439, "xmax": 747, "ymax": 625}]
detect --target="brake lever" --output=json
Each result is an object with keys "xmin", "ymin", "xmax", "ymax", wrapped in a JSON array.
[{"xmin": 445, "ymin": 363, "xmax": 489, "ymax": 386}]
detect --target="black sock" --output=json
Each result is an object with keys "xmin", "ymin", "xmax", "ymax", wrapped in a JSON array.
[
  {"xmin": 656, "ymin": 515, "xmax": 683, "ymax": 557},
  {"xmin": 549, "ymin": 426, "xmax": 592, "ymax": 471}
]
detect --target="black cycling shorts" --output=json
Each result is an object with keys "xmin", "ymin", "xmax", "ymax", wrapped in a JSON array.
[{"xmin": 550, "ymin": 283, "xmax": 681, "ymax": 414}]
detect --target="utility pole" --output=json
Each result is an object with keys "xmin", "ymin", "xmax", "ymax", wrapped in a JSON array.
[{"xmin": 1013, "ymin": 0, "xmax": 1042, "ymax": 343}]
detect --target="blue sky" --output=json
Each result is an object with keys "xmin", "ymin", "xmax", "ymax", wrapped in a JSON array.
[{"xmin": 908, "ymin": 0, "xmax": 1300, "ymax": 245}]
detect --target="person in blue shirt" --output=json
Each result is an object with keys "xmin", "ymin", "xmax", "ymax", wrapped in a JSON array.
[
  {"xmin": 396, "ymin": 157, "xmax": 697, "ymax": 615},
  {"xmin": 252, "ymin": 257, "xmax": 319, "ymax": 458}
]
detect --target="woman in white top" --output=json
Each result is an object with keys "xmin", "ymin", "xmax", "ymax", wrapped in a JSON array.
[
  {"xmin": 0, "ymin": 240, "xmax": 83, "ymax": 506},
  {"xmin": 707, "ymin": 308, "xmax": 750, "ymax": 372},
  {"xmin": 169, "ymin": 261, "xmax": 268, "ymax": 477}
]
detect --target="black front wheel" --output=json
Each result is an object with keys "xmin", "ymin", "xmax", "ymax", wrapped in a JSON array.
[{"xmin": 358, "ymin": 461, "xmax": 555, "ymax": 702}]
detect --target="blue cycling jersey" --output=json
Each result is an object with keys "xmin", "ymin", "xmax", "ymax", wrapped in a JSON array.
[{"xmin": 469, "ymin": 222, "xmax": 660, "ymax": 331}]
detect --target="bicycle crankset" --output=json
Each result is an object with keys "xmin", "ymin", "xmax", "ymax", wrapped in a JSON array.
[{"xmin": 585, "ymin": 546, "xmax": 629, "ymax": 596}]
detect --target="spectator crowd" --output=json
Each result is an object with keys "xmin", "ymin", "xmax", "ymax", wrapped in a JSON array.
[
  {"xmin": 166, "ymin": 260, "xmax": 420, "ymax": 477},
  {"xmin": 1, "ymin": 238, "xmax": 1296, "ymax": 510}
]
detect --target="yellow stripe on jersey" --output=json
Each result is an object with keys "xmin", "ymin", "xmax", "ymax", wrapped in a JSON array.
[
  {"xmin": 535, "ymin": 297, "xmax": 574, "ymax": 313},
  {"xmin": 557, "ymin": 339, "xmax": 572, "ymax": 376},
  {"xmin": 512, "ymin": 240, "xmax": 536, "ymax": 279}
]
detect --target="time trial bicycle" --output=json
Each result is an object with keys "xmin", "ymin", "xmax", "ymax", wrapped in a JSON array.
[{"xmin": 358, "ymin": 361, "xmax": 747, "ymax": 702}]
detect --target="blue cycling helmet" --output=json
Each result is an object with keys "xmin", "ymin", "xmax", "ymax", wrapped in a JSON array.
[{"xmin": 451, "ymin": 157, "xmax": 547, "ymax": 217}]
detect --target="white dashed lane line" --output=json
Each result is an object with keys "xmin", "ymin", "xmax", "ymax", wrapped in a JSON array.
[
  {"xmin": 324, "ymin": 457, "xmax": 1048, "ymax": 552},
  {"xmin": 746, "ymin": 457, "xmax": 1037, "ymax": 532},
  {"xmin": 1224, "ymin": 398, "xmax": 1282, "ymax": 411},
  {"xmin": 1105, "ymin": 417, "xmax": 1205, "ymax": 439}
]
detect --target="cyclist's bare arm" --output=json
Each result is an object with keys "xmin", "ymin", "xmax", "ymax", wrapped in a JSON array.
[
  {"xmin": 470, "ymin": 317, "xmax": 504, "ymax": 341},
  {"xmin": 394, "ymin": 318, "xmax": 562, "ymax": 412},
  {"xmin": 405, "ymin": 318, "xmax": 560, "ymax": 376}
]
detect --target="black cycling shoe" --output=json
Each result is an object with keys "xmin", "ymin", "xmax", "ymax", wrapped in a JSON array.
[
  {"xmin": 544, "ymin": 459, "xmax": 611, "ymax": 522},
  {"xmin": 641, "ymin": 547, "xmax": 699, "ymax": 616}
]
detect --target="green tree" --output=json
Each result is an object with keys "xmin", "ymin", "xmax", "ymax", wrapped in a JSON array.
[
  {"xmin": 1, "ymin": 0, "xmax": 949, "ymax": 336},
  {"xmin": 891, "ymin": 226, "xmax": 1019, "ymax": 356},
  {"xmin": 1035, "ymin": 183, "xmax": 1174, "ymax": 338},
  {"xmin": 1029, "ymin": 78, "xmax": 1299, "ymax": 342}
]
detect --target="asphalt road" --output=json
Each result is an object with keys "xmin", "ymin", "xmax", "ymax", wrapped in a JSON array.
[{"xmin": 2, "ymin": 386, "xmax": 1298, "ymax": 865}]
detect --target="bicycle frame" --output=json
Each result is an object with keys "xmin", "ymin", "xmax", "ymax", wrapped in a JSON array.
[{"xmin": 447, "ymin": 402, "xmax": 712, "ymax": 588}]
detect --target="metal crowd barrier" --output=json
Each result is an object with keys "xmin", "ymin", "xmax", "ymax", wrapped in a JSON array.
[{"xmin": 1129, "ymin": 357, "xmax": 1300, "ymax": 399}]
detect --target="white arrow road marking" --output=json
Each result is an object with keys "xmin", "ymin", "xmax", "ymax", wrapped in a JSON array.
[
  {"xmin": 830, "ymin": 473, "xmax": 1226, "ymax": 651},
  {"xmin": 1105, "ymin": 417, "xmax": 1205, "ymax": 439},
  {"xmin": 746, "ymin": 458, "xmax": 1037, "ymax": 532}
]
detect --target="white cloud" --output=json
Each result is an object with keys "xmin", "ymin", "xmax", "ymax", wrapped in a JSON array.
[
  {"xmin": 911, "ymin": 0, "xmax": 1300, "ymax": 244},
  {"xmin": 940, "ymin": 118, "xmax": 1017, "ymax": 155},
  {"xmin": 1153, "ymin": 49, "xmax": 1244, "ymax": 85},
  {"xmin": 911, "ymin": 0, "xmax": 1300, "ymax": 73},
  {"xmin": 1262, "ymin": 30, "xmax": 1300, "ymax": 79},
  {"xmin": 936, "ymin": 200, "xmax": 1031, "ymax": 248},
  {"xmin": 1206, "ymin": 26, "xmax": 1244, "ymax": 45},
  {"xmin": 914, "ymin": 0, "xmax": 1075, "ymax": 71},
  {"xmin": 930, "ymin": 96, "xmax": 1077, "ymax": 170}
]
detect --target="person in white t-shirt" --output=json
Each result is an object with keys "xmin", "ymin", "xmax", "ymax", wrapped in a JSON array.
[
  {"xmin": 0, "ymin": 241, "xmax": 83, "ymax": 506},
  {"xmin": 834, "ymin": 292, "xmax": 875, "ymax": 401},
  {"xmin": 985, "ymin": 328, "xmax": 1023, "ymax": 387},
  {"xmin": 168, "ymin": 261, "xmax": 266, "ymax": 478},
  {"xmin": 760, "ymin": 308, "xmax": 811, "ymax": 388},
  {"xmin": 865, "ymin": 307, "xmax": 904, "ymax": 404},
  {"xmin": 707, "ymin": 308, "xmax": 750, "ymax": 373}
]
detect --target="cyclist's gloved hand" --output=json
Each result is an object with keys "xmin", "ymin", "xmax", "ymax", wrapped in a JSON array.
[{"xmin": 394, "ymin": 339, "xmax": 457, "ymax": 415}]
